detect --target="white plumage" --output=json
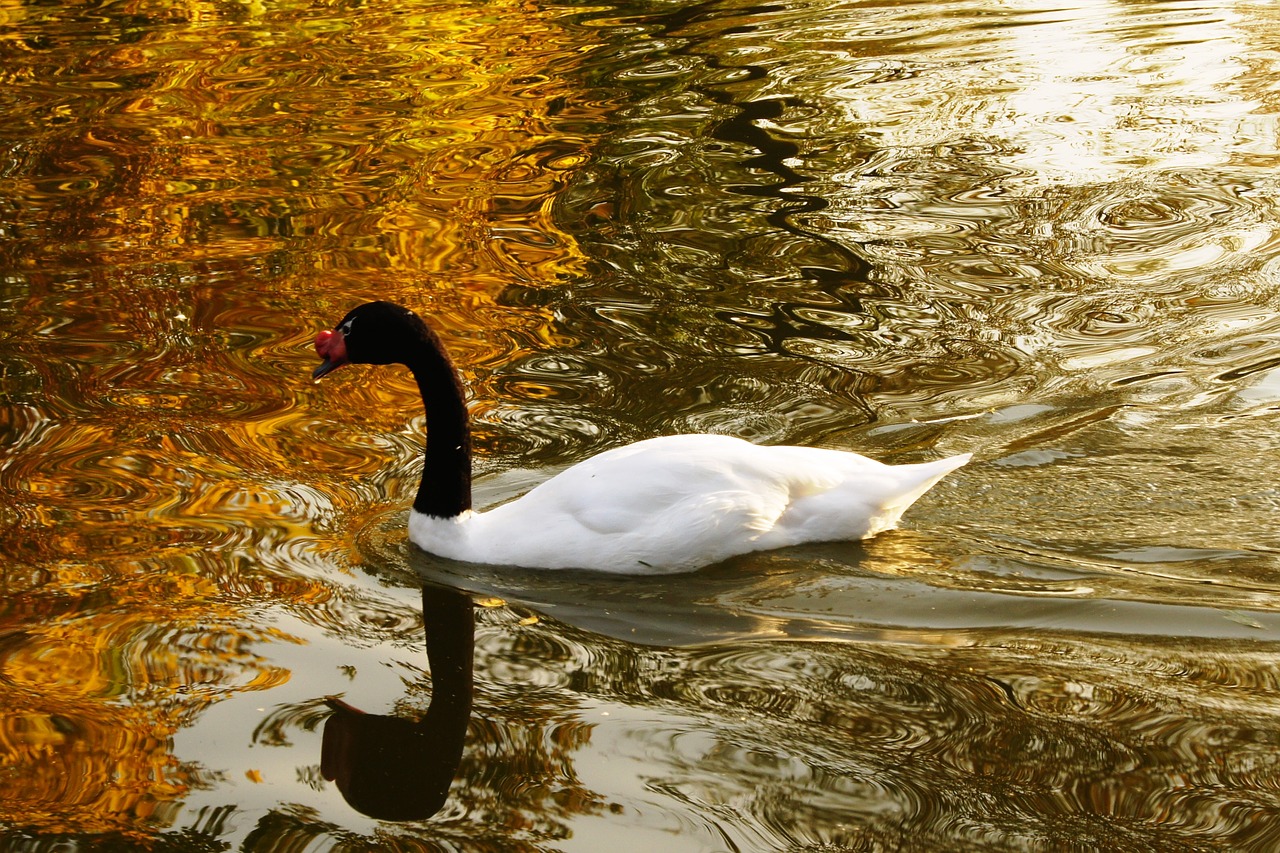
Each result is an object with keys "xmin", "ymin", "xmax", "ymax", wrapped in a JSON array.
[{"xmin": 410, "ymin": 434, "xmax": 969, "ymax": 574}]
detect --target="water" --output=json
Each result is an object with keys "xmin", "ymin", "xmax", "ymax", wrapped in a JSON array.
[{"xmin": 4, "ymin": 0, "xmax": 1280, "ymax": 848}]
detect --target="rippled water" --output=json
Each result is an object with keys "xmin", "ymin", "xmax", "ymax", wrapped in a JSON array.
[{"xmin": 5, "ymin": 0, "xmax": 1280, "ymax": 849}]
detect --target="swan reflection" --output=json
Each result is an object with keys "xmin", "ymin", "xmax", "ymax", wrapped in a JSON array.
[{"xmin": 321, "ymin": 584, "xmax": 474, "ymax": 821}]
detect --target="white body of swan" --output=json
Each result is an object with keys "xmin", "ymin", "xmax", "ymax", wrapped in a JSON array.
[
  {"xmin": 409, "ymin": 434, "xmax": 969, "ymax": 574},
  {"xmin": 314, "ymin": 301, "xmax": 971, "ymax": 575}
]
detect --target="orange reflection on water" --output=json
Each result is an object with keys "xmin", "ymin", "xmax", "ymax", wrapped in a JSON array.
[
  {"xmin": 0, "ymin": 588, "xmax": 298, "ymax": 835},
  {"xmin": 0, "ymin": 0, "xmax": 595, "ymax": 294},
  {"xmin": 0, "ymin": 0, "xmax": 611, "ymax": 838}
]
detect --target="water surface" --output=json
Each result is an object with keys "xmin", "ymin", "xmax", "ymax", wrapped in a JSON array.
[{"xmin": 4, "ymin": 0, "xmax": 1280, "ymax": 849}]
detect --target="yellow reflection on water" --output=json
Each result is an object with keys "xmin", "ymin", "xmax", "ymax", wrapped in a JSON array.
[{"xmin": 0, "ymin": 0, "xmax": 611, "ymax": 837}]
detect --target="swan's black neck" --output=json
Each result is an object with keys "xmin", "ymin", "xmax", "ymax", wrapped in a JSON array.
[{"xmin": 403, "ymin": 328, "xmax": 471, "ymax": 519}]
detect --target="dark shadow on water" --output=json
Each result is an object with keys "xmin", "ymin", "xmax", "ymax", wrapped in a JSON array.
[
  {"xmin": 394, "ymin": 531, "xmax": 876, "ymax": 647},
  {"xmin": 321, "ymin": 583, "xmax": 474, "ymax": 821},
  {"xmin": 355, "ymin": 503, "xmax": 1280, "ymax": 649}
]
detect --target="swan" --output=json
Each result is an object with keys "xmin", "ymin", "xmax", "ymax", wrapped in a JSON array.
[{"xmin": 312, "ymin": 301, "xmax": 970, "ymax": 574}]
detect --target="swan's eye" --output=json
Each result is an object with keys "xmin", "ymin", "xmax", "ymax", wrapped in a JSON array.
[{"xmin": 338, "ymin": 319, "xmax": 354, "ymax": 337}]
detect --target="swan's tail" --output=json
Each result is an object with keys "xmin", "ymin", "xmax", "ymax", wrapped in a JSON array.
[
  {"xmin": 872, "ymin": 452, "xmax": 972, "ymax": 534},
  {"xmin": 900, "ymin": 452, "xmax": 972, "ymax": 500}
]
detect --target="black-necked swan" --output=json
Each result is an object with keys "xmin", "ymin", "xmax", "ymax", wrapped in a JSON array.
[{"xmin": 312, "ymin": 301, "xmax": 970, "ymax": 574}]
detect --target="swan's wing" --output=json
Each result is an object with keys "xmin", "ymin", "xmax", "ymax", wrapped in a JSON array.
[
  {"xmin": 510, "ymin": 434, "xmax": 819, "ymax": 535},
  {"xmin": 546, "ymin": 440, "xmax": 970, "ymax": 552},
  {"xmin": 460, "ymin": 435, "xmax": 968, "ymax": 572}
]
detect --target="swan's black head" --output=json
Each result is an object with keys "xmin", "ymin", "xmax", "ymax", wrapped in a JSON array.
[
  {"xmin": 311, "ymin": 300, "xmax": 472, "ymax": 517},
  {"xmin": 313, "ymin": 301, "xmax": 434, "ymax": 379}
]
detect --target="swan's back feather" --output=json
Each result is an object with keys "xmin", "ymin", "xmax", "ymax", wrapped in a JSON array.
[{"xmin": 410, "ymin": 434, "xmax": 969, "ymax": 574}]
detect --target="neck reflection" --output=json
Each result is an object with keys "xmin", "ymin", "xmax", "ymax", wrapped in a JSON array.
[{"xmin": 321, "ymin": 583, "xmax": 474, "ymax": 821}]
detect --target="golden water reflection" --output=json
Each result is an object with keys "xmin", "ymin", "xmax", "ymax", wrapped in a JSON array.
[{"xmin": 0, "ymin": 0, "xmax": 605, "ymax": 838}]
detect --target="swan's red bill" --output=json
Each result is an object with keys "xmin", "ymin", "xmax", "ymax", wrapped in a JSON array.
[{"xmin": 313, "ymin": 328, "xmax": 348, "ymax": 380}]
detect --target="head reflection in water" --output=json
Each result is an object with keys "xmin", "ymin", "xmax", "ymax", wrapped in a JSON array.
[{"xmin": 321, "ymin": 584, "xmax": 474, "ymax": 821}]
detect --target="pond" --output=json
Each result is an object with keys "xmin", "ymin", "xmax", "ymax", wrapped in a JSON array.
[{"xmin": 4, "ymin": 0, "xmax": 1280, "ymax": 849}]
